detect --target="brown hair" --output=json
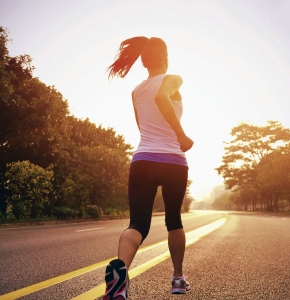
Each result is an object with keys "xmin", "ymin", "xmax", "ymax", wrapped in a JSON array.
[{"xmin": 107, "ymin": 36, "xmax": 168, "ymax": 79}]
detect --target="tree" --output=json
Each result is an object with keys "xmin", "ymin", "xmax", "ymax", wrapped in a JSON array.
[
  {"xmin": 0, "ymin": 27, "xmax": 12, "ymax": 216},
  {"xmin": 182, "ymin": 180, "xmax": 194, "ymax": 212},
  {"xmin": 59, "ymin": 173, "xmax": 93, "ymax": 217},
  {"xmin": 0, "ymin": 28, "xmax": 133, "ymax": 218},
  {"xmin": 216, "ymin": 121, "xmax": 290, "ymax": 210},
  {"xmin": 216, "ymin": 121, "xmax": 290, "ymax": 211},
  {"xmin": 153, "ymin": 180, "xmax": 194, "ymax": 213},
  {"xmin": 52, "ymin": 116, "xmax": 131, "ymax": 211},
  {"xmin": 0, "ymin": 27, "xmax": 69, "ymax": 216},
  {"xmin": 256, "ymin": 146, "xmax": 290, "ymax": 211},
  {"xmin": 212, "ymin": 192, "xmax": 232, "ymax": 210},
  {"xmin": 76, "ymin": 145, "xmax": 130, "ymax": 210},
  {"xmin": 0, "ymin": 27, "xmax": 12, "ymax": 104},
  {"xmin": 1, "ymin": 60, "xmax": 69, "ymax": 167},
  {"xmin": 216, "ymin": 121, "xmax": 290, "ymax": 189}
]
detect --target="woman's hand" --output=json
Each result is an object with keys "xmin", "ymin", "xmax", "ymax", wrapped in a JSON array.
[{"xmin": 177, "ymin": 134, "xmax": 194, "ymax": 152}]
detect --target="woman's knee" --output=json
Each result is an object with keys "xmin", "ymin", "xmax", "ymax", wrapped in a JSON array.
[
  {"xmin": 165, "ymin": 214, "xmax": 183, "ymax": 232},
  {"xmin": 128, "ymin": 222, "xmax": 150, "ymax": 244}
]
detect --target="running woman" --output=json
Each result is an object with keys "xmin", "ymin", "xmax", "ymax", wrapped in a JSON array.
[{"xmin": 103, "ymin": 36, "xmax": 194, "ymax": 300}]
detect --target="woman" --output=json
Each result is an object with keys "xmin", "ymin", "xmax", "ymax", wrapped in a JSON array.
[{"xmin": 103, "ymin": 36, "xmax": 194, "ymax": 300}]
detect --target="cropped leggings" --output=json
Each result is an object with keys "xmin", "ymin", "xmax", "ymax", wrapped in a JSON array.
[{"xmin": 128, "ymin": 160, "xmax": 188, "ymax": 244}]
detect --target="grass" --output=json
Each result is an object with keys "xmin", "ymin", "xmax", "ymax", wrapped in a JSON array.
[
  {"xmin": 0, "ymin": 212, "xmax": 130, "ymax": 226},
  {"xmin": 0, "ymin": 216, "xmax": 63, "ymax": 224}
]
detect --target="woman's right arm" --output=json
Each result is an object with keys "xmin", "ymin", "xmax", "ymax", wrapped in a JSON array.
[{"xmin": 154, "ymin": 75, "xmax": 193, "ymax": 152}]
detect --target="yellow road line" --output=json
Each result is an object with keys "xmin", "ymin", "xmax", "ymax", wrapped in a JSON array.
[
  {"xmin": 0, "ymin": 258, "xmax": 117, "ymax": 300},
  {"xmin": 76, "ymin": 227, "xmax": 105, "ymax": 232},
  {"xmin": 0, "ymin": 239, "xmax": 168, "ymax": 300},
  {"xmin": 72, "ymin": 217, "xmax": 227, "ymax": 300},
  {"xmin": 0, "ymin": 217, "xmax": 227, "ymax": 300}
]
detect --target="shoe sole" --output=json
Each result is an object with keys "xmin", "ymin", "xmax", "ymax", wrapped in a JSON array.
[
  {"xmin": 103, "ymin": 297, "xmax": 125, "ymax": 300},
  {"xmin": 172, "ymin": 288, "xmax": 187, "ymax": 294},
  {"xmin": 103, "ymin": 259, "xmax": 128, "ymax": 300}
]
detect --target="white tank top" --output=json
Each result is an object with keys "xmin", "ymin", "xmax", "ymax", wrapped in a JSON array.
[{"xmin": 133, "ymin": 74, "xmax": 185, "ymax": 158}]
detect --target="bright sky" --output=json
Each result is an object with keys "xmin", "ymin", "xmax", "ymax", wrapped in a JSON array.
[{"xmin": 1, "ymin": 0, "xmax": 290, "ymax": 201}]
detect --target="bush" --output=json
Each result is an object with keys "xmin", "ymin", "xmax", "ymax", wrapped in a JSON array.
[
  {"xmin": 52, "ymin": 206, "xmax": 78, "ymax": 219},
  {"xmin": 5, "ymin": 161, "xmax": 53, "ymax": 218},
  {"xmin": 103, "ymin": 207, "xmax": 129, "ymax": 217},
  {"xmin": 86, "ymin": 205, "xmax": 103, "ymax": 218}
]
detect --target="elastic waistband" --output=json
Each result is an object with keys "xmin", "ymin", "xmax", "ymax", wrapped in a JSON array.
[{"xmin": 131, "ymin": 152, "xmax": 188, "ymax": 166}]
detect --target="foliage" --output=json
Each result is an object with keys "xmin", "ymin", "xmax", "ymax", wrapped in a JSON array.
[
  {"xmin": 5, "ymin": 161, "xmax": 53, "ymax": 218},
  {"xmin": 0, "ymin": 55, "xmax": 69, "ymax": 167},
  {"xmin": 52, "ymin": 115, "xmax": 131, "ymax": 210},
  {"xmin": 211, "ymin": 192, "xmax": 232, "ymax": 210},
  {"xmin": 181, "ymin": 180, "xmax": 194, "ymax": 212},
  {"xmin": 59, "ymin": 174, "xmax": 92, "ymax": 217},
  {"xmin": 216, "ymin": 121, "xmax": 290, "ymax": 211},
  {"xmin": 86, "ymin": 205, "xmax": 103, "ymax": 218},
  {"xmin": 103, "ymin": 207, "xmax": 129, "ymax": 217},
  {"xmin": 256, "ymin": 146, "xmax": 290, "ymax": 210},
  {"xmin": 216, "ymin": 121, "xmax": 290, "ymax": 190},
  {"xmin": 0, "ymin": 27, "xmax": 69, "ymax": 216},
  {"xmin": 0, "ymin": 27, "xmax": 132, "ymax": 219},
  {"xmin": 51, "ymin": 206, "xmax": 78, "ymax": 219},
  {"xmin": 153, "ymin": 180, "xmax": 194, "ymax": 213}
]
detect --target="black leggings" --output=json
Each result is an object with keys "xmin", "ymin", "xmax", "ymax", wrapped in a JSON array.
[{"xmin": 128, "ymin": 160, "xmax": 188, "ymax": 244}]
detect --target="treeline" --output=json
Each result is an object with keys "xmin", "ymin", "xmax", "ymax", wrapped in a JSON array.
[
  {"xmin": 0, "ymin": 27, "xmax": 132, "ymax": 220},
  {"xmin": 215, "ymin": 121, "xmax": 290, "ymax": 211}
]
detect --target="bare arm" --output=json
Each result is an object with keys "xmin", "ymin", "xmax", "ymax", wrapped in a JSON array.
[
  {"xmin": 155, "ymin": 75, "xmax": 193, "ymax": 152},
  {"xmin": 132, "ymin": 92, "xmax": 140, "ymax": 131}
]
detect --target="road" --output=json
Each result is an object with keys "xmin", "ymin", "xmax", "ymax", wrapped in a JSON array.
[{"xmin": 0, "ymin": 211, "xmax": 289, "ymax": 299}]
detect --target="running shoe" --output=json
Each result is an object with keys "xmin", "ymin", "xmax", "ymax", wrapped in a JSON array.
[
  {"xmin": 171, "ymin": 276, "xmax": 191, "ymax": 294},
  {"xmin": 103, "ymin": 259, "xmax": 129, "ymax": 300}
]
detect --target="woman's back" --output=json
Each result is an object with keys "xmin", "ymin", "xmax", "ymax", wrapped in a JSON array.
[{"xmin": 133, "ymin": 74, "xmax": 185, "ymax": 157}]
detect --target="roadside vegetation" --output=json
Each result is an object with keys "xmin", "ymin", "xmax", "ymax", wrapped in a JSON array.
[
  {"xmin": 0, "ymin": 27, "xmax": 193, "ymax": 224},
  {"xmin": 214, "ymin": 121, "xmax": 290, "ymax": 211}
]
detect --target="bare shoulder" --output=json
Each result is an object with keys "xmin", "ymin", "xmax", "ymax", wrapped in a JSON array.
[
  {"xmin": 162, "ymin": 74, "xmax": 183, "ymax": 87},
  {"xmin": 155, "ymin": 74, "xmax": 183, "ymax": 99}
]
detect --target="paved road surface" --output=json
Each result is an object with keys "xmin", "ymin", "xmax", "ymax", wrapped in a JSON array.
[{"xmin": 0, "ymin": 211, "xmax": 289, "ymax": 299}]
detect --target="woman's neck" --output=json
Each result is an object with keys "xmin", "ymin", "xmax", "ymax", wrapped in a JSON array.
[{"xmin": 147, "ymin": 66, "xmax": 167, "ymax": 79}]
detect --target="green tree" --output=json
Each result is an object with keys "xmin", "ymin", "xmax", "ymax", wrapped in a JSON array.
[
  {"xmin": 0, "ymin": 27, "xmax": 12, "ymax": 216},
  {"xmin": 0, "ymin": 28, "xmax": 132, "ymax": 217},
  {"xmin": 0, "ymin": 27, "xmax": 69, "ymax": 216},
  {"xmin": 52, "ymin": 116, "xmax": 131, "ymax": 211},
  {"xmin": 77, "ymin": 145, "xmax": 130, "ymax": 210},
  {"xmin": 5, "ymin": 161, "xmax": 53, "ymax": 218},
  {"xmin": 59, "ymin": 174, "xmax": 92, "ymax": 217}
]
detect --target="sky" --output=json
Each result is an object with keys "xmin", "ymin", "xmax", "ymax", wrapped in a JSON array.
[{"xmin": 1, "ymin": 0, "xmax": 290, "ymax": 201}]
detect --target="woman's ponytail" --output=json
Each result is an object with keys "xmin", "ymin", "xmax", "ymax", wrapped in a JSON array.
[{"xmin": 107, "ymin": 36, "xmax": 149, "ymax": 79}]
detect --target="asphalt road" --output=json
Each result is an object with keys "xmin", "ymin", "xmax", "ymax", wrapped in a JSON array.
[{"xmin": 0, "ymin": 211, "xmax": 289, "ymax": 299}]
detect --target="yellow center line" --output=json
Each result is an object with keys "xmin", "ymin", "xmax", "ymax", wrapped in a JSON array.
[
  {"xmin": 0, "ymin": 258, "xmax": 117, "ymax": 300},
  {"xmin": 72, "ymin": 217, "xmax": 227, "ymax": 300},
  {"xmin": 0, "ymin": 217, "xmax": 227, "ymax": 300}
]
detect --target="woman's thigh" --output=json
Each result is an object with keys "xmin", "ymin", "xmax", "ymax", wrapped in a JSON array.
[
  {"xmin": 161, "ymin": 164, "xmax": 188, "ymax": 230},
  {"xmin": 128, "ymin": 161, "xmax": 159, "ymax": 224}
]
